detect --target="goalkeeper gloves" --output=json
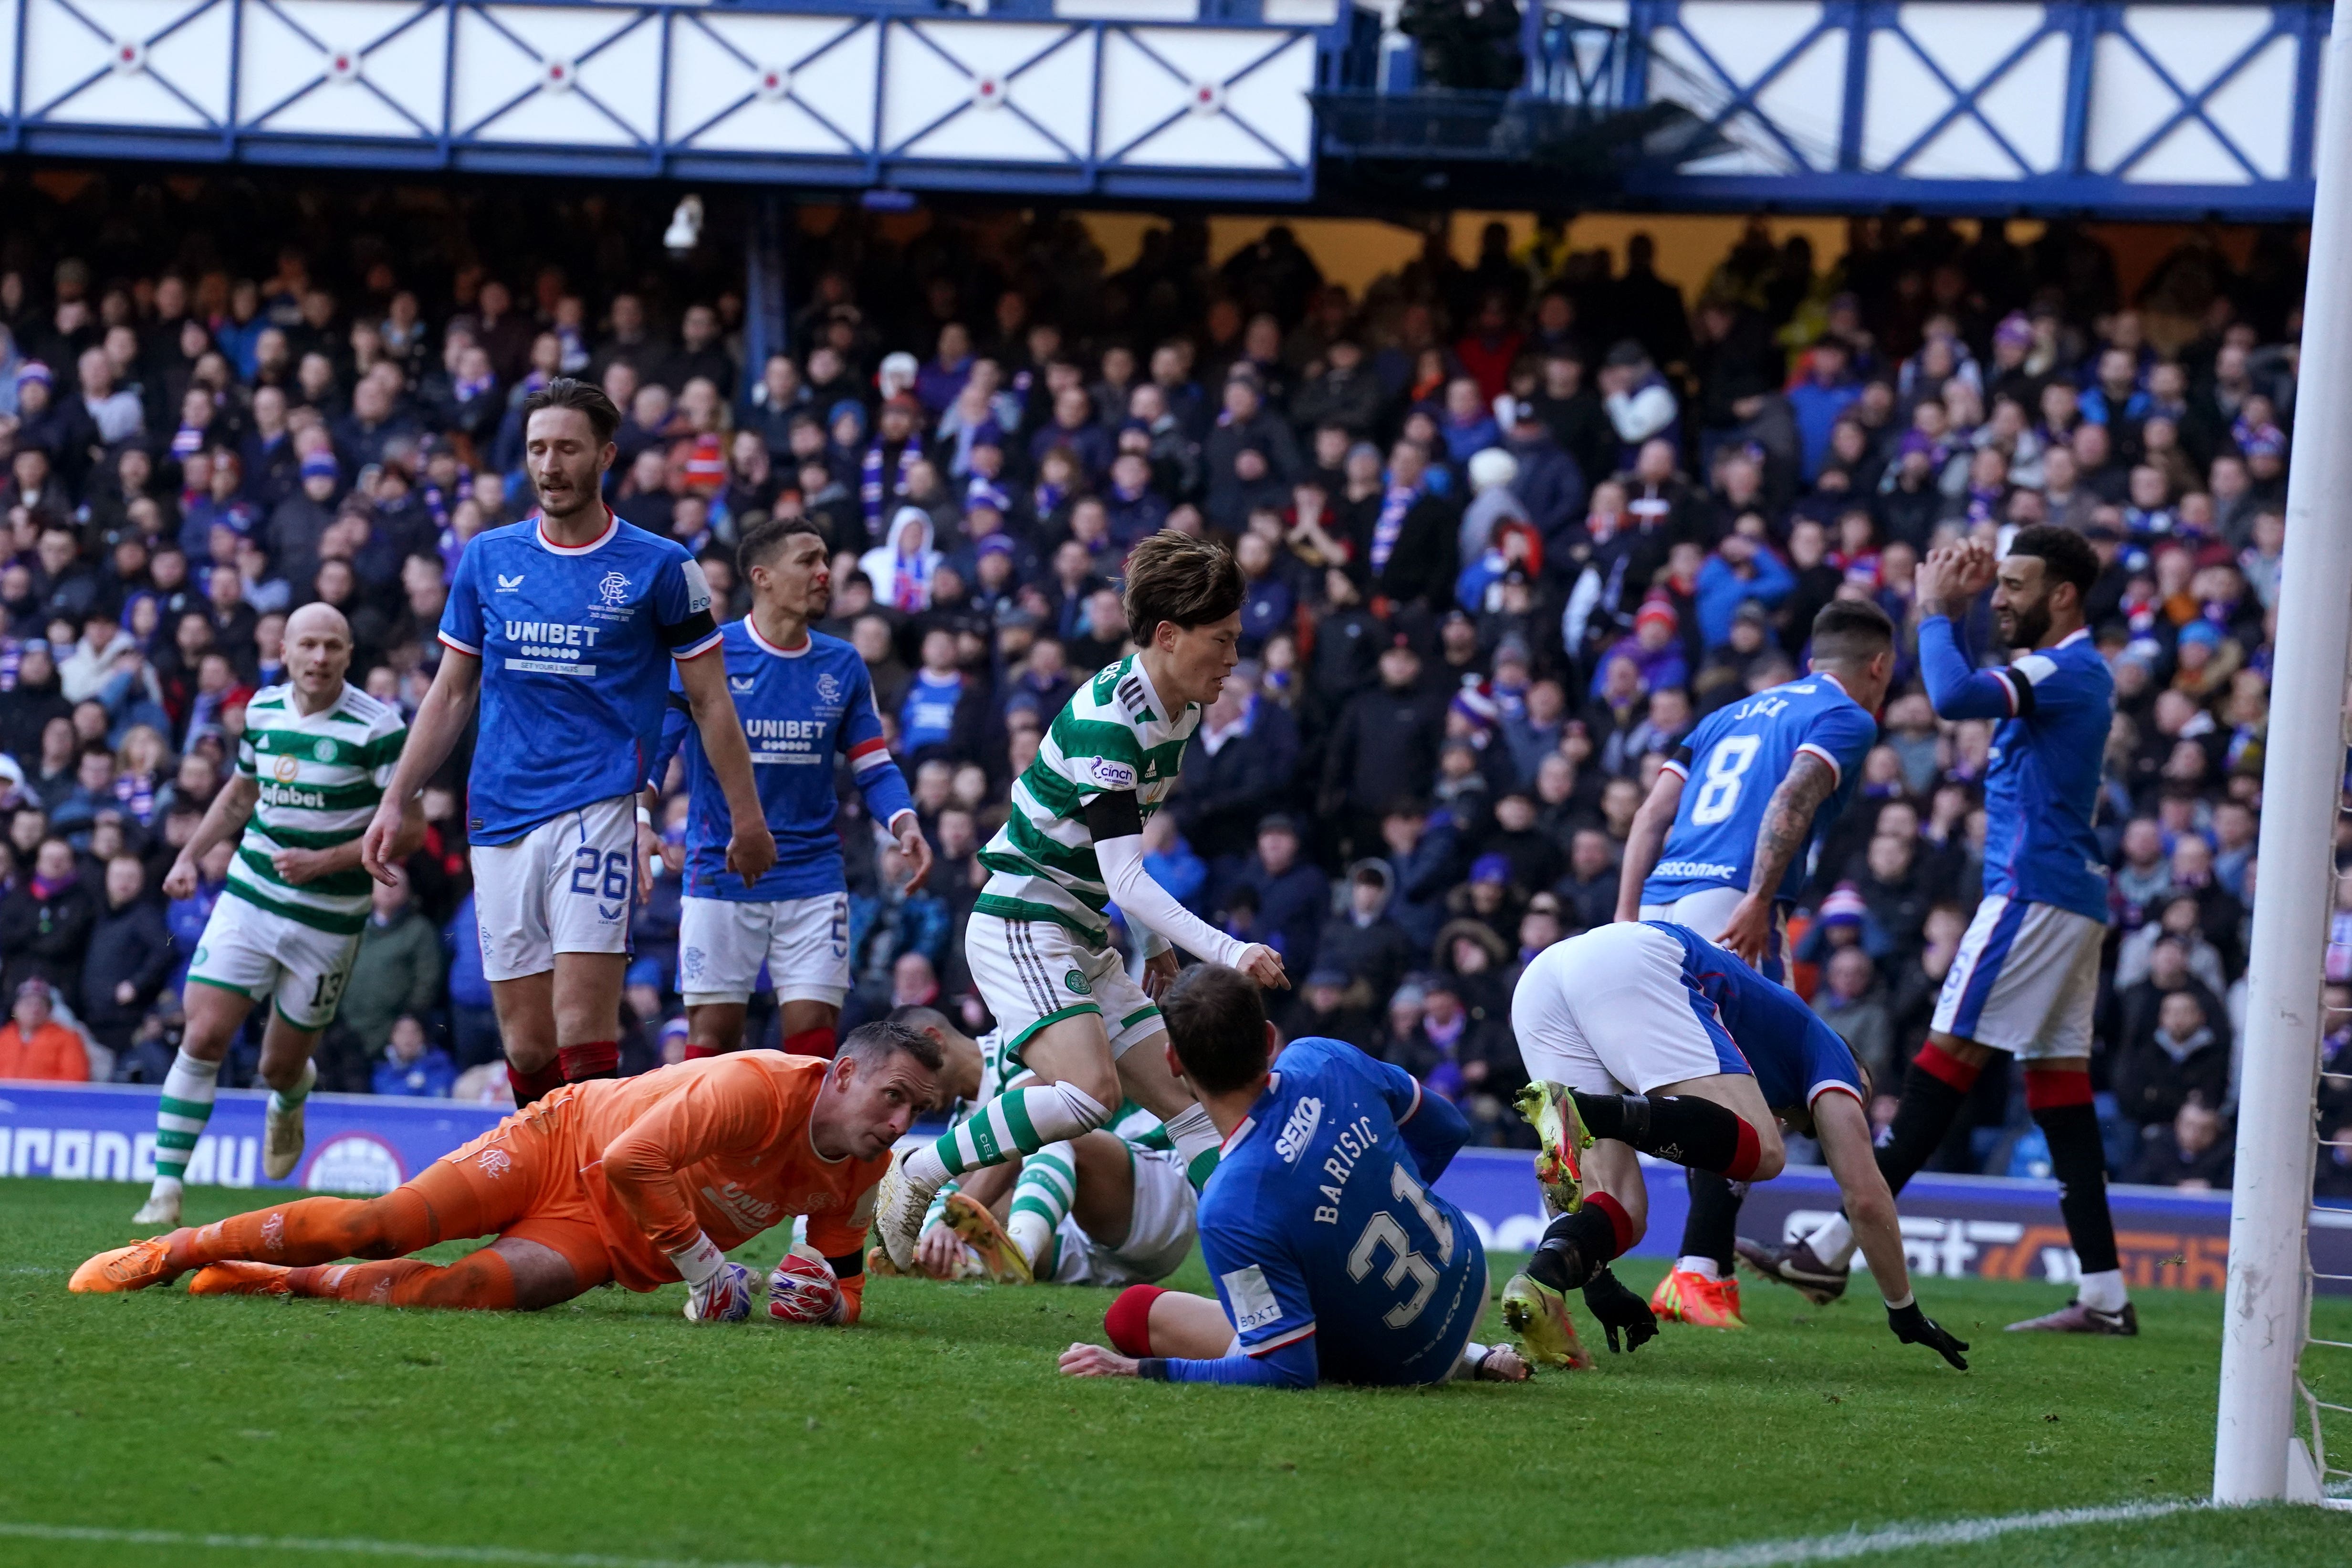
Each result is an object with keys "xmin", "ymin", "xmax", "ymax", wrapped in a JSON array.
[
  {"xmin": 672, "ymin": 1233, "xmax": 756, "ymax": 1324},
  {"xmin": 1581, "ymin": 1267, "xmax": 1658, "ymax": 1355},
  {"xmin": 1887, "ymin": 1297, "xmax": 1969, "ymax": 1370}
]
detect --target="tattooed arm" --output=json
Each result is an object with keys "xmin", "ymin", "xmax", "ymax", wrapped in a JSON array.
[{"xmin": 1714, "ymin": 750, "xmax": 1840, "ymax": 968}]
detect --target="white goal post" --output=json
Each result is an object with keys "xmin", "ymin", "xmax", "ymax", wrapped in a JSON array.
[{"xmin": 2212, "ymin": 0, "xmax": 2352, "ymax": 1505}]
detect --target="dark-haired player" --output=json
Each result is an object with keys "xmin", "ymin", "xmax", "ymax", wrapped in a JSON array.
[
  {"xmin": 1612, "ymin": 597, "xmax": 1892, "ymax": 1328},
  {"xmin": 361, "ymin": 378, "xmax": 774, "ymax": 1107},
  {"xmin": 1743, "ymin": 528, "xmax": 2133, "ymax": 1335},
  {"xmin": 871, "ymin": 531, "xmax": 1289, "ymax": 1270},
  {"xmin": 1507, "ymin": 921, "xmax": 1969, "ymax": 1373},
  {"xmin": 644, "ymin": 516, "xmax": 928, "ymax": 1062},
  {"xmin": 73, "ymin": 1022, "xmax": 938, "ymax": 1321},
  {"xmin": 1057, "ymin": 964, "xmax": 1530, "ymax": 1387}
]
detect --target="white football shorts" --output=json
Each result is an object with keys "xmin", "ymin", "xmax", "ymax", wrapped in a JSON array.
[
  {"xmin": 470, "ymin": 795, "xmax": 637, "ymax": 983},
  {"xmin": 184, "ymin": 890, "xmax": 362, "ymax": 1032},
  {"xmin": 1639, "ymin": 886, "xmax": 1788, "ymax": 983},
  {"xmin": 965, "ymin": 911, "xmax": 1161, "ymax": 1060},
  {"xmin": 677, "ymin": 892, "xmax": 850, "ymax": 1007},
  {"xmin": 1509, "ymin": 921, "xmax": 1748, "ymax": 1097},
  {"xmin": 1049, "ymin": 1145, "xmax": 1197, "ymax": 1287},
  {"xmin": 1930, "ymin": 895, "xmax": 2104, "ymax": 1060}
]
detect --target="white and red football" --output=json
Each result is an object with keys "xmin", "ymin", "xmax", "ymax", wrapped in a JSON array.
[{"xmin": 766, "ymin": 1244, "xmax": 845, "ymax": 1325}]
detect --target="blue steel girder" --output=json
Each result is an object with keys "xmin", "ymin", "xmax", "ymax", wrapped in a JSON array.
[
  {"xmin": 666, "ymin": 14, "xmax": 868, "ymax": 154},
  {"xmin": 1866, "ymin": 2, "xmax": 2068, "ymax": 178},
  {"xmin": 2098, "ymin": 3, "xmax": 2296, "ymax": 185},
  {"xmin": 452, "ymin": 2, "xmax": 657, "ymax": 149},
  {"xmin": 239, "ymin": 0, "xmax": 441, "ymax": 139},
  {"xmin": 1634, "ymin": 0, "xmax": 1845, "ymax": 172},
  {"xmin": 1102, "ymin": 23, "xmax": 1304, "ymax": 167},
  {"xmin": 30, "ymin": 0, "xmax": 230, "ymax": 127},
  {"xmin": 887, "ymin": 17, "xmax": 1091, "ymax": 164}
]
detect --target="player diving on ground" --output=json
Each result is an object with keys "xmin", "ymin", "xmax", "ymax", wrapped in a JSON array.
[
  {"xmin": 884, "ymin": 1005, "xmax": 1196, "ymax": 1289},
  {"xmin": 1058, "ymin": 964, "xmax": 1531, "ymax": 1387},
  {"xmin": 1505, "ymin": 920, "xmax": 1970, "ymax": 1372},
  {"xmin": 73, "ymin": 1023, "xmax": 938, "ymax": 1322}
]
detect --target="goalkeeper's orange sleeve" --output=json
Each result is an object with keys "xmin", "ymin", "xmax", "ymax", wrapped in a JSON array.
[{"xmin": 600, "ymin": 1057, "xmax": 786, "ymax": 1255}]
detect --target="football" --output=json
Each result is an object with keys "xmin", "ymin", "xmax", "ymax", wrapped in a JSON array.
[{"xmin": 766, "ymin": 1244, "xmax": 845, "ymax": 1326}]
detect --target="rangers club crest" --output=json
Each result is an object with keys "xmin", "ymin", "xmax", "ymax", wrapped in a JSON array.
[
  {"xmin": 596, "ymin": 571, "xmax": 630, "ymax": 607},
  {"xmin": 815, "ymin": 673, "xmax": 843, "ymax": 705}
]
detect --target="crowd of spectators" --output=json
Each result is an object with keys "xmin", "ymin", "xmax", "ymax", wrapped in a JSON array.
[{"xmin": 0, "ymin": 181, "xmax": 2328, "ymax": 1196}]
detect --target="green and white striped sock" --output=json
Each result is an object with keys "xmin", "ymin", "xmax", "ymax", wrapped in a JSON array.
[
  {"xmin": 903, "ymin": 1082, "xmax": 1108, "ymax": 1189},
  {"xmin": 151, "ymin": 1049, "xmax": 220, "ymax": 1196},
  {"xmin": 1164, "ymin": 1104, "xmax": 1221, "ymax": 1189},
  {"xmin": 1007, "ymin": 1141, "xmax": 1077, "ymax": 1276},
  {"xmin": 921, "ymin": 1180, "xmax": 959, "ymax": 1238},
  {"xmin": 268, "ymin": 1060, "xmax": 317, "ymax": 1116}
]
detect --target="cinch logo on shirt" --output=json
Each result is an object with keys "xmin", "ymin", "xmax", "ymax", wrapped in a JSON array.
[
  {"xmin": 1088, "ymin": 758, "xmax": 1137, "ymax": 790},
  {"xmin": 1275, "ymin": 1096, "xmax": 1323, "ymax": 1164}
]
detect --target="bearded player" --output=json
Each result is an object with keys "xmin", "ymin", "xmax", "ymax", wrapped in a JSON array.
[
  {"xmin": 887, "ymin": 1005, "xmax": 1196, "ymax": 1291},
  {"xmin": 1059, "ymin": 964, "xmax": 1529, "ymax": 1387},
  {"xmin": 360, "ymin": 378, "xmax": 774, "ymax": 1106},
  {"xmin": 73, "ymin": 1022, "xmax": 938, "ymax": 1320},
  {"xmin": 1610, "ymin": 597, "xmax": 1891, "ymax": 1328},
  {"xmin": 1743, "ymin": 530, "xmax": 2133, "ymax": 1336},
  {"xmin": 871, "ymin": 531, "xmax": 1286, "ymax": 1271},
  {"xmin": 644, "ymin": 515, "xmax": 930, "ymax": 1062},
  {"xmin": 133, "ymin": 603, "xmax": 423, "ymax": 1227}
]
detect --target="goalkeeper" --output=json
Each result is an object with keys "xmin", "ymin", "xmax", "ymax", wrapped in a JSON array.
[{"xmin": 70, "ymin": 1023, "xmax": 940, "ymax": 1321}]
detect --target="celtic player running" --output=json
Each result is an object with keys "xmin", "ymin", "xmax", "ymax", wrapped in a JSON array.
[
  {"xmin": 134, "ymin": 604, "xmax": 424, "ymax": 1226},
  {"xmin": 872, "ymin": 531, "xmax": 1287, "ymax": 1270}
]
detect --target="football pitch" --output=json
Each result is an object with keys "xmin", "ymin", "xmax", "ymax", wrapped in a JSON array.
[{"xmin": 5, "ymin": 1179, "xmax": 2349, "ymax": 1568}]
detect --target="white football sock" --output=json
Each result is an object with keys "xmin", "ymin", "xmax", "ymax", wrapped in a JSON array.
[
  {"xmin": 1165, "ymin": 1103, "xmax": 1221, "ymax": 1188},
  {"xmin": 1804, "ymin": 1214, "xmax": 1859, "ymax": 1271},
  {"xmin": 2078, "ymin": 1268, "xmax": 2128, "ymax": 1312},
  {"xmin": 1676, "ymin": 1255, "xmax": 1723, "ymax": 1281},
  {"xmin": 153, "ymin": 1049, "xmax": 221, "ymax": 1192},
  {"xmin": 268, "ymin": 1059, "xmax": 317, "ymax": 1115}
]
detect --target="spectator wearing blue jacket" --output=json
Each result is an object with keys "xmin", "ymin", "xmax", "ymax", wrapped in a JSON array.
[
  {"xmin": 1695, "ymin": 530, "xmax": 1797, "ymax": 648},
  {"xmin": 1439, "ymin": 377, "xmax": 1502, "ymax": 465},
  {"xmin": 1787, "ymin": 338, "xmax": 1861, "ymax": 481},
  {"xmin": 372, "ymin": 1014, "xmax": 456, "ymax": 1098},
  {"xmin": 443, "ymin": 891, "xmax": 498, "ymax": 1069},
  {"xmin": 1221, "ymin": 813, "xmax": 1331, "ymax": 977}
]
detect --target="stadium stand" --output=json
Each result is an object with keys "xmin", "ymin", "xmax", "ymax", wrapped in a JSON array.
[{"xmin": 0, "ymin": 175, "xmax": 2316, "ymax": 1198}]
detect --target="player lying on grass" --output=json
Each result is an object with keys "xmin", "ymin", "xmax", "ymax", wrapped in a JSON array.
[
  {"xmin": 1058, "ymin": 964, "xmax": 1532, "ymax": 1387},
  {"xmin": 72, "ymin": 1023, "xmax": 938, "ymax": 1321},
  {"xmin": 884, "ymin": 1005, "xmax": 1196, "ymax": 1289},
  {"xmin": 872, "ymin": 532, "xmax": 1289, "ymax": 1273},
  {"xmin": 1507, "ymin": 920, "xmax": 1970, "ymax": 1372}
]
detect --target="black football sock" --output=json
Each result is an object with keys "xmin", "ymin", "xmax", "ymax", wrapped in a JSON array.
[
  {"xmin": 1873, "ymin": 1043, "xmax": 1980, "ymax": 1198},
  {"xmin": 1678, "ymin": 1170, "xmax": 1746, "ymax": 1275},
  {"xmin": 1526, "ymin": 1193, "xmax": 1633, "ymax": 1293},
  {"xmin": 1569, "ymin": 1091, "xmax": 1762, "ymax": 1178},
  {"xmin": 2031, "ymin": 1097, "xmax": 2120, "ymax": 1277}
]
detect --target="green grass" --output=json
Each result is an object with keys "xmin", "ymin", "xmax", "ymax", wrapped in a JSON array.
[{"xmin": 3, "ymin": 1178, "xmax": 2350, "ymax": 1568}]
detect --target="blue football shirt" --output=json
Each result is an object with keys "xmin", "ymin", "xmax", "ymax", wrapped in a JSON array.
[
  {"xmin": 1642, "ymin": 673, "xmax": 1879, "ymax": 906},
  {"xmin": 647, "ymin": 619, "xmax": 916, "ymax": 902},
  {"xmin": 1919, "ymin": 620, "xmax": 2113, "ymax": 922},
  {"xmin": 1198, "ymin": 1037, "xmax": 1488, "ymax": 1387},
  {"xmin": 1649, "ymin": 921, "xmax": 1866, "ymax": 1109},
  {"xmin": 439, "ymin": 512, "xmax": 720, "ymax": 844}
]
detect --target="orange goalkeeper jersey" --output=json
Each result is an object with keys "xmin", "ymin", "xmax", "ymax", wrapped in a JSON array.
[{"xmin": 525, "ymin": 1053, "xmax": 887, "ymax": 1293}]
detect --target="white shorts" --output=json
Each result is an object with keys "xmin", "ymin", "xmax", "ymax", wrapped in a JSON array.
[
  {"xmin": 186, "ymin": 890, "xmax": 362, "ymax": 1033},
  {"xmin": 678, "ymin": 893, "xmax": 850, "ymax": 1006},
  {"xmin": 1930, "ymin": 895, "xmax": 2104, "ymax": 1060},
  {"xmin": 1508, "ymin": 922, "xmax": 1746, "ymax": 1097},
  {"xmin": 1048, "ymin": 1145, "xmax": 1197, "ymax": 1287},
  {"xmin": 1640, "ymin": 888, "xmax": 1789, "ymax": 982},
  {"xmin": 470, "ymin": 796, "xmax": 637, "ymax": 983},
  {"xmin": 965, "ymin": 911, "xmax": 1161, "ymax": 1060}
]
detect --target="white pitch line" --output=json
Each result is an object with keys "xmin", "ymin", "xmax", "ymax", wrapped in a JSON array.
[
  {"xmin": 0, "ymin": 1523, "xmax": 819, "ymax": 1568},
  {"xmin": 1559, "ymin": 1499, "xmax": 2204, "ymax": 1568}
]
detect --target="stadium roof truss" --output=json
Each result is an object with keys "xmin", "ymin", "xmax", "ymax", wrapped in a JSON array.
[
  {"xmin": 0, "ymin": 0, "xmax": 1324, "ymax": 200},
  {"xmin": 1596, "ymin": 0, "xmax": 2322, "ymax": 217}
]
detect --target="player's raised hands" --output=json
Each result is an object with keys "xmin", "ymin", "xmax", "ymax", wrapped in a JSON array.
[
  {"xmin": 726, "ymin": 817, "xmax": 778, "ymax": 887},
  {"xmin": 1058, "ymin": 1342, "xmax": 1140, "ymax": 1378},
  {"xmin": 1916, "ymin": 541, "xmax": 1998, "ymax": 618},
  {"xmin": 1236, "ymin": 943, "xmax": 1289, "ymax": 990},
  {"xmin": 1886, "ymin": 1299, "xmax": 1970, "ymax": 1370}
]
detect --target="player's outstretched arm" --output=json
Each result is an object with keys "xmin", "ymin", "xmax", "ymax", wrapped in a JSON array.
[
  {"xmin": 363, "ymin": 652, "xmax": 479, "ymax": 883},
  {"xmin": 1087, "ymin": 792, "xmax": 1286, "ymax": 987},
  {"xmin": 1814, "ymin": 1090, "xmax": 1968, "ymax": 1370},
  {"xmin": 1718, "ymin": 751, "xmax": 1837, "ymax": 967},
  {"xmin": 601, "ymin": 1058, "xmax": 781, "ymax": 1322},
  {"xmin": 1613, "ymin": 768, "xmax": 1685, "ymax": 922},
  {"xmin": 675, "ymin": 648, "xmax": 777, "ymax": 887},
  {"xmin": 164, "ymin": 775, "xmax": 260, "ymax": 899}
]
